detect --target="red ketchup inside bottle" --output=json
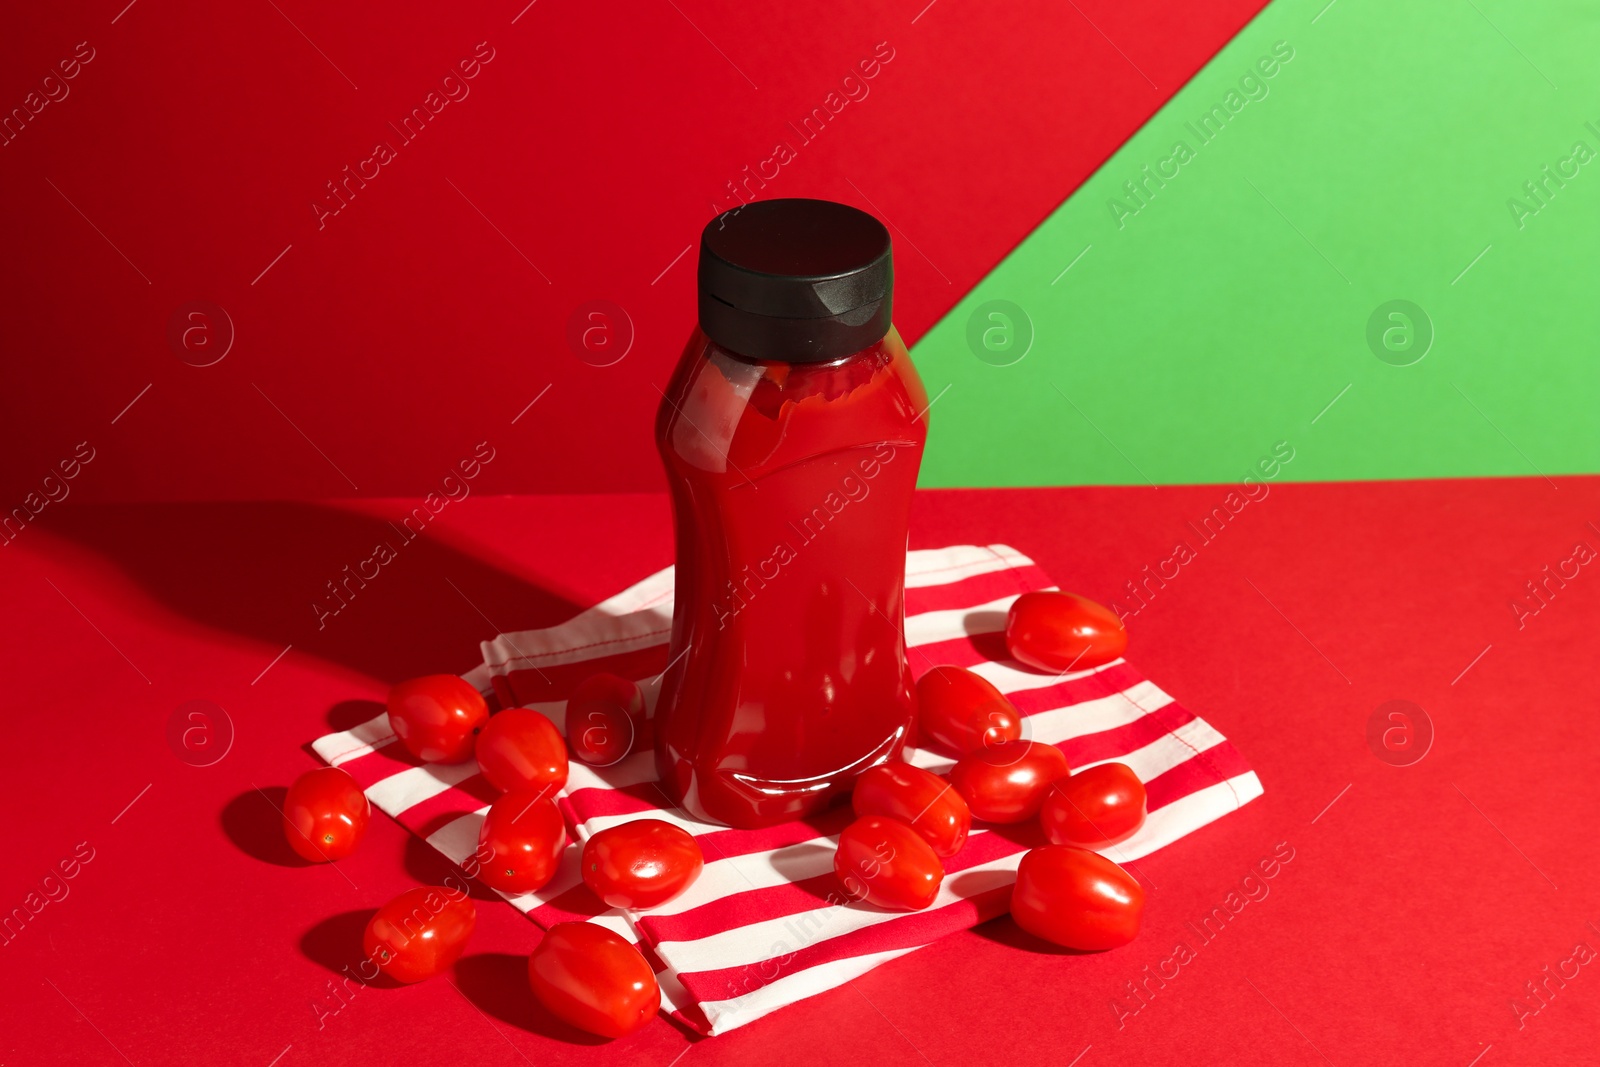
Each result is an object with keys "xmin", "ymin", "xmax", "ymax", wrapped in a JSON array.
[{"xmin": 654, "ymin": 198, "xmax": 929, "ymax": 829}]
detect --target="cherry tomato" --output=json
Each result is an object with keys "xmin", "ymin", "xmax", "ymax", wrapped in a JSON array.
[
  {"xmin": 282, "ymin": 766, "xmax": 369, "ymax": 862},
  {"xmin": 852, "ymin": 762, "xmax": 971, "ymax": 858},
  {"xmin": 581, "ymin": 819, "xmax": 704, "ymax": 910},
  {"xmin": 387, "ymin": 675, "xmax": 489, "ymax": 763},
  {"xmin": 529, "ymin": 922, "xmax": 660, "ymax": 1038},
  {"xmin": 1040, "ymin": 763, "xmax": 1147, "ymax": 848},
  {"xmin": 949, "ymin": 740, "xmax": 1070, "ymax": 823},
  {"xmin": 475, "ymin": 708, "xmax": 569, "ymax": 795},
  {"xmin": 565, "ymin": 673, "xmax": 644, "ymax": 767},
  {"xmin": 477, "ymin": 790, "xmax": 567, "ymax": 894},
  {"xmin": 1005, "ymin": 591, "xmax": 1127, "ymax": 673},
  {"xmin": 834, "ymin": 815, "xmax": 943, "ymax": 911},
  {"xmin": 362, "ymin": 886, "xmax": 476, "ymax": 983},
  {"xmin": 1011, "ymin": 845, "xmax": 1144, "ymax": 950},
  {"xmin": 915, "ymin": 665, "xmax": 1023, "ymax": 757}
]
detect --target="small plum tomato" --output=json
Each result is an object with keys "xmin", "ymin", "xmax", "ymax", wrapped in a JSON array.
[
  {"xmin": 949, "ymin": 740, "xmax": 1070, "ymax": 823},
  {"xmin": 565, "ymin": 673, "xmax": 645, "ymax": 767},
  {"xmin": 852, "ymin": 762, "xmax": 971, "ymax": 858},
  {"xmin": 915, "ymin": 665, "xmax": 1023, "ymax": 757},
  {"xmin": 475, "ymin": 708, "xmax": 569, "ymax": 795},
  {"xmin": 1011, "ymin": 845, "xmax": 1144, "ymax": 950},
  {"xmin": 581, "ymin": 819, "xmax": 704, "ymax": 910},
  {"xmin": 1005, "ymin": 591, "xmax": 1127, "ymax": 673},
  {"xmin": 529, "ymin": 922, "xmax": 661, "ymax": 1038},
  {"xmin": 387, "ymin": 675, "xmax": 489, "ymax": 763},
  {"xmin": 1040, "ymin": 762, "xmax": 1147, "ymax": 848},
  {"xmin": 477, "ymin": 789, "xmax": 568, "ymax": 894},
  {"xmin": 282, "ymin": 766, "xmax": 370, "ymax": 862},
  {"xmin": 834, "ymin": 815, "xmax": 943, "ymax": 911},
  {"xmin": 362, "ymin": 886, "xmax": 476, "ymax": 983}
]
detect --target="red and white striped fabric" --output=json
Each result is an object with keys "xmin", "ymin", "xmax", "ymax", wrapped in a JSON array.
[{"xmin": 310, "ymin": 544, "xmax": 1262, "ymax": 1036}]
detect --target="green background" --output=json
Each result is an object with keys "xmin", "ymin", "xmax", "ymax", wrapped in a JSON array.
[{"xmin": 912, "ymin": 0, "xmax": 1600, "ymax": 489}]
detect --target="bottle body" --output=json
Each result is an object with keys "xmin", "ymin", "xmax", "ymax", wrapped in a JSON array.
[{"xmin": 654, "ymin": 326, "xmax": 928, "ymax": 828}]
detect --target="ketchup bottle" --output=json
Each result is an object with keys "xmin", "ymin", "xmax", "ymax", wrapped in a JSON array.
[{"xmin": 654, "ymin": 198, "xmax": 929, "ymax": 829}]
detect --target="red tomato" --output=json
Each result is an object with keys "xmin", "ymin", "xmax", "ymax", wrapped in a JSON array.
[
  {"xmin": 1005, "ymin": 591, "xmax": 1128, "ymax": 673},
  {"xmin": 387, "ymin": 675, "xmax": 489, "ymax": 763},
  {"xmin": 834, "ymin": 815, "xmax": 943, "ymax": 911},
  {"xmin": 949, "ymin": 740, "xmax": 1070, "ymax": 823},
  {"xmin": 565, "ymin": 673, "xmax": 644, "ymax": 767},
  {"xmin": 363, "ymin": 886, "xmax": 476, "ymax": 983},
  {"xmin": 915, "ymin": 665, "xmax": 1023, "ymax": 756},
  {"xmin": 852, "ymin": 762, "xmax": 971, "ymax": 858},
  {"xmin": 1011, "ymin": 845, "xmax": 1144, "ymax": 950},
  {"xmin": 475, "ymin": 708, "xmax": 569, "ymax": 795},
  {"xmin": 1040, "ymin": 763, "xmax": 1147, "ymax": 848},
  {"xmin": 282, "ymin": 766, "xmax": 369, "ymax": 862},
  {"xmin": 477, "ymin": 790, "xmax": 567, "ymax": 894},
  {"xmin": 581, "ymin": 819, "xmax": 704, "ymax": 910},
  {"xmin": 529, "ymin": 922, "xmax": 660, "ymax": 1038}
]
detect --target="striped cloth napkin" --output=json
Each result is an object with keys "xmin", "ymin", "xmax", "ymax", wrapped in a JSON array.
[{"xmin": 310, "ymin": 544, "xmax": 1262, "ymax": 1036}]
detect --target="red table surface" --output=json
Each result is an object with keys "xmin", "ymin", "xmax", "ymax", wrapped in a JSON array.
[{"xmin": 3, "ymin": 478, "xmax": 1597, "ymax": 1066}]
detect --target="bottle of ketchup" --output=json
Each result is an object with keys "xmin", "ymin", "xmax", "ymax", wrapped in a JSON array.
[{"xmin": 654, "ymin": 198, "xmax": 929, "ymax": 829}]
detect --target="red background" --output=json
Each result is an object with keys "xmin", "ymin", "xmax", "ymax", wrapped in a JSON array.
[
  {"xmin": 3, "ymin": 478, "xmax": 1596, "ymax": 1065},
  {"xmin": 0, "ymin": 0, "xmax": 1269, "ymax": 504}
]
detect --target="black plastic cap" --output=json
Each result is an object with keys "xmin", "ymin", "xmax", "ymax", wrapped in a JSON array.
[{"xmin": 698, "ymin": 198, "xmax": 893, "ymax": 363}]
